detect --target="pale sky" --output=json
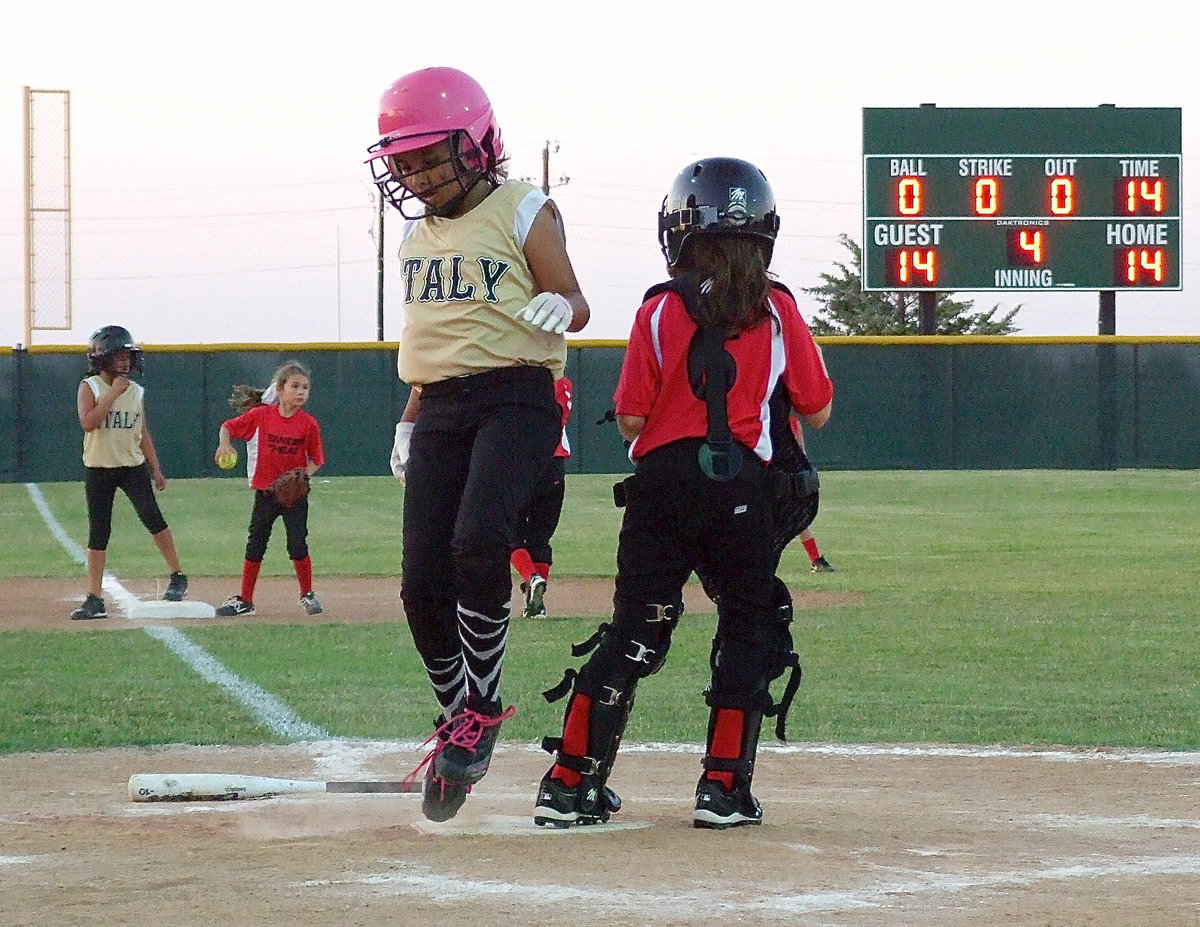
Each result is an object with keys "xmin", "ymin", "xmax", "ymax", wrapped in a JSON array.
[{"xmin": 2, "ymin": 0, "xmax": 1196, "ymax": 348}]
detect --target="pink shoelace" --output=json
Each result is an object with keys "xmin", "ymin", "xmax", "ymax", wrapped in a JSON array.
[{"xmin": 403, "ymin": 703, "xmax": 517, "ymax": 788}]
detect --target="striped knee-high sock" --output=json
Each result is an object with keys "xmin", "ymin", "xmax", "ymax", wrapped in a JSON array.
[{"xmin": 457, "ymin": 603, "xmax": 510, "ymax": 705}]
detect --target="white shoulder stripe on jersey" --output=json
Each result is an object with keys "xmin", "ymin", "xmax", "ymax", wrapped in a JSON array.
[
  {"xmin": 757, "ymin": 296, "xmax": 787, "ymax": 462},
  {"xmin": 648, "ymin": 294, "xmax": 670, "ymax": 370},
  {"xmin": 513, "ymin": 186, "xmax": 551, "ymax": 246}
]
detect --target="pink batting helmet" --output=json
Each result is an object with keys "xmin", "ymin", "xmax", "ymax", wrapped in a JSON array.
[{"xmin": 367, "ymin": 67, "xmax": 504, "ymax": 166}]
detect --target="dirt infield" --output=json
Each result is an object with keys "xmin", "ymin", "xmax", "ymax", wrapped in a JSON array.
[{"xmin": 3, "ymin": 577, "xmax": 1199, "ymax": 926}]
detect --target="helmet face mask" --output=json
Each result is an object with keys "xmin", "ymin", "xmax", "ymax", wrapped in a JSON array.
[
  {"xmin": 366, "ymin": 67, "xmax": 504, "ymax": 219},
  {"xmin": 87, "ymin": 325, "xmax": 143, "ymax": 377},
  {"xmin": 658, "ymin": 157, "xmax": 781, "ymax": 267},
  {"xmin": 368, "ymin": 130, "xmax": 491, "ymax": 219}
]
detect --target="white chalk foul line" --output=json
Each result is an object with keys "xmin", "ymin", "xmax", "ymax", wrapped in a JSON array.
[
  {"xmin": 26, "ymin": 483, "xmax": 329, "ymax": 741},
  {"xmin": 311, "ymin": 853, "xmax": 1200, "ymax": 918}
]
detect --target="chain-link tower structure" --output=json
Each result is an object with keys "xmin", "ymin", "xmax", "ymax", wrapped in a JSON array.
[{"xmin": 23, "ymin": 87, "xmax": 72, "ymax": 347}]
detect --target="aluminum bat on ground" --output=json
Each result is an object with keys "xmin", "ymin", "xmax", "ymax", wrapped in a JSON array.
[{"xmin": 128, "ymin": 772, "xmax": 420, "ymax": 802}]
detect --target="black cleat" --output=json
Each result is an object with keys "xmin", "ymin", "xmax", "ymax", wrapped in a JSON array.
[
  {"xmin": 215, "ymin": 595, "xmax": 255, "ymax": 617},
  {"xmin": 521, "ymin": 574, "xmax": 548, "ymax": 619},
  {"xmin": 693, "ymin": 777, "xmax": 763, "ymax": 829},
  {"xmin": 163, "ymin": 572, "xmax": 188, "ymax": 601},
  {"xmin": 533, "ymin": 772, "xmax": 621, "ymax": 828},
  {"xmin": 421, "ymin": 762, "xmax": 470, "ymax": 822},
  {"xmin": 434, "ymin": 699, "xmax": 515, "ymax": 786},
  {"xmin": 70, "ymin": 593, "xmax": 107, "ymax": 620},
  {"xmin": 810, "ymin": 556, "xmax": 836, "ymax": 573}
]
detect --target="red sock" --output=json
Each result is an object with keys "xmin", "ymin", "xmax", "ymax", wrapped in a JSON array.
[
  {"xmin": 293, "ymin": 555, "xmax": 313, "ymax": 595},
  {"xmin": 241, "ymin": 560, "xmax": 261, "ymax": 603},
  {"xmin": 510, "ymin": 548, "xmax": 535, "ymax": 583},
  {"xmin": 705, "ymin": 708, "xmax": 744, "ymax": 790},
  {"xmin": 551, "ymin": 693, "xmax": 592, "ymax": 788},
  {"xmin": 533, "ymin": 561, "xmax": 551, "ymax": 579},
  {"xmin": 802, "ymin": 537, "xmax": 820, "ymax": 561}
]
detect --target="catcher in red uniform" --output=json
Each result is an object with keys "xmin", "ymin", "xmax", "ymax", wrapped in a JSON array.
[
  {"xmin": 214, "ymin": 361, "xmax": 325, "ymax": 617},
  {"xmin": 534, "ymin": 157, "xmax": 833, "ymax": 831}
]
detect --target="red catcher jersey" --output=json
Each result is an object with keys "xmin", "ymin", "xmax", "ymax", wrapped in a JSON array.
[
  {"xmin": 554, "ymin": 376, "xmax": 573, "ymax": 459},
  {"xmin": 615, "ymin": 285, "xmax": 832, "ymax": 462},
  {"xmin": 222, "ymin": 404, "xmax": 325, "ymax": 490}
]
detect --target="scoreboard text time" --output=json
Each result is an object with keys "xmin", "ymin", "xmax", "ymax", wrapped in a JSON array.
[{"xmin": 862, "ymin": 107, "xmax": 1182, "ymax": 292}]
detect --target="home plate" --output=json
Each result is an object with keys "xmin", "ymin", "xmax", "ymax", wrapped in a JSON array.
[{"xmin": 126, "ymin": 600, "xmax": 217, "ymax": 619}]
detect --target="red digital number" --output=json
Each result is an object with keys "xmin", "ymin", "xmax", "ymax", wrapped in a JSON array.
[
  {"xmin": 1114, "ymin": 248, "xmax": 1167, "ymax": 285},
  {"xmin": 897, "ymin": 178, "xmax": 922, "ymax": 215},
  {"xmin": 974, "ymin": 178, "xmax": 999, "ymax": 216},
  {"xmin": 1007, "ymin": 230, "xmax": 1045, "ymax": 266},
  {"xmin": 887, "ymin": 248, "xmax": 937, "ymax": 286},
  {"xmin": 1049, "ymin": 178, "xmax": 1074, "ymax": 215},
  {"xmin": 1116, "ymin": 179, "xmax": 1166, "ymax": 215}
]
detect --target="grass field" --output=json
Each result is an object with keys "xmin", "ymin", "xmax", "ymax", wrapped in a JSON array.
[{"xmin": 2, "ymin": 470, "xmax": 1197, "ymax": 755}]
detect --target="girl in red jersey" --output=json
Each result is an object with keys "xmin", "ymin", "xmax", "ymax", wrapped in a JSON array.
[
  {"xmin": 214, "ymin": 361, "xmax": 325, "ymax": 617},
  {"xmin": 534, "ymin": 157, "xmax": 833, "ymax": 831}
]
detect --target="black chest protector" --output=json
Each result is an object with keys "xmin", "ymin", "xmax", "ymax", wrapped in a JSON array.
[
  {"xmin": 642, "ymin": 275, "xmax": 795, "ymax": 482},
  {"xmin": 641, "ymin": 275, "xmax": 820, "ymax": 549}
]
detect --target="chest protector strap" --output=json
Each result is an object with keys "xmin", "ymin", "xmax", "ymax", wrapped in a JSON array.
[{"xmin": 643, "ymin": 274, "xmax": 743, "ymax": 482}]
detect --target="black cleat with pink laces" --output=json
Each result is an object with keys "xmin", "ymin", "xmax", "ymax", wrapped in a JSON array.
[
  {"xmin": 435, "ymin": 698, "xmax": 516, "ymax": 786},
  {"xmin": 404, "ymin": 699, "xmax": 516, "ymax": 822}
]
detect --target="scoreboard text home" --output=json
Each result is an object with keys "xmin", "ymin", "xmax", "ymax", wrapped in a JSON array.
[{"xmin": 862, "ymin": 107, "xmax": 1182, "ymax": 292}]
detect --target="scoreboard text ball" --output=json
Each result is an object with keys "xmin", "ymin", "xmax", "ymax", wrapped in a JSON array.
[{"xmin": 862, "ymin": 107, "xmax": 1182, "ymax": 292}]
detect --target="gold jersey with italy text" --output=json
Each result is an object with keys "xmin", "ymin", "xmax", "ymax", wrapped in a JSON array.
[
  {"xmin": 81, "ymin": 376, "xmax": 146, "ymax": 468},
  {"xmin": 397, "ymin": 179, "xmax": 566, "ymax": 386}
]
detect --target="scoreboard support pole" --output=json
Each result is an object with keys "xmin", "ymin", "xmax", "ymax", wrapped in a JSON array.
[
  {"xmin": 918, "ymin": 291, "xmax": 937, "ymax": 335},
  {"xmin": 1098, "ymin": 291, "xmax": 1116, "ymax": 336}
]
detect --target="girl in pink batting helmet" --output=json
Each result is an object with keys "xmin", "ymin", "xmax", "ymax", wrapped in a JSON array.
[{"xmin": 366, "ymin": 66, "xmax": 590, "ymax": 823}]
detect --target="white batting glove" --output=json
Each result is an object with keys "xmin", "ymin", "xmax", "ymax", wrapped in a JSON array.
[
  {"xmin": 390, "ymin": 422, "xmax": 414, "ymax": 483},
  {"xmin": 517, "ymin": 292, "xmax": 572, "ymax": 334}
]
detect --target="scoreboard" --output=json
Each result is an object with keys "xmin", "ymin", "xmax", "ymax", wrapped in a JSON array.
[{"xmin": 862, "ymin": 107, "xmax": 1182, "ymax": 292}]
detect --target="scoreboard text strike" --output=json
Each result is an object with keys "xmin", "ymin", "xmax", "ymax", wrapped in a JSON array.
[{"xmin": 862, "ymin": 107, "xmax": 1182, "ymax": 292}]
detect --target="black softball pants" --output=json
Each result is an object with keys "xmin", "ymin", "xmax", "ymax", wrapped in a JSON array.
[
  {"xmin": 84, "ymin": 463, "xmax": 168, "ymax": 550},
  {"xmin": 610, "ymin": 439, "xmax": 779, "ymax": 709},
  {"xmin": 400, "ymin": 366, "xmax": 561, "ymax": 691},
  {"xmin": 243, "ymin": 489, "xmax": 309, "ymax": 562},
  {"xmin": 515, "ymin": 455, "xmax": 566, "ymax": 564}
]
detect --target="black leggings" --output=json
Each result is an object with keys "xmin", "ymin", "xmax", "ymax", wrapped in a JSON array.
[
  {"xmin": 244, "ymin": 490, "xmax": 309, "ymax": 562},
  {"xmin": 85, "ymin": 463, "xmax": 168, "ymax": 550},
  {"xmin": 401, "ymin": 366, "xmax": 560, "ymax": 663},
  {"xmin": 514, "ymin": 456, "xmax": 566, "ymax": 564}
]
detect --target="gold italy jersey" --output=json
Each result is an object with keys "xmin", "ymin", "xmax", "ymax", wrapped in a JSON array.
[
  {"xmin": 397, "ymin": 180, "xmax": 567, "ymax": 386},
  {"xmin": 81, "ymin": 376, "xmax": 146, "ymax": 468}
]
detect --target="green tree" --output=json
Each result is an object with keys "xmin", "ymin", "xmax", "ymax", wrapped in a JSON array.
[{"xmin": 803, "ymin": 234, "xmax": 1021, "ymax": 335}]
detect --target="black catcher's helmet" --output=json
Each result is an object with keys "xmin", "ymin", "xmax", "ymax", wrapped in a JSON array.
[
  {"xmin": 87, "ymin": 325, "xmax": 143, "ymax": 376},
  {"xmin": 658, "ymin": 157, "xmax": 781, "ymax": 267}
]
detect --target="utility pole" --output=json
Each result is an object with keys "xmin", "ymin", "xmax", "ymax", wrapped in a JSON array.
[
  {"xmin": 375, "ymin": 192, "xmax": 385, "ymax": 341},
  {"xmin": 534, "ymin": 140, "xmax": 568, "ymax": 195}
]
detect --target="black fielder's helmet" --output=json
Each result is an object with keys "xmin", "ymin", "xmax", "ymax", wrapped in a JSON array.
[
  {"xmin": 87, "ymin": 325, "xmax": 143, "ymax": 376},
  {"xmin": 658, "ymin": 157, "xmax": 781, "ymax": 267}
]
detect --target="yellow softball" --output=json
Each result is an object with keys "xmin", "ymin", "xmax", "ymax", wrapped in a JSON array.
[{"xmin": 217, "ymin": 450, "xmax": 238, "ymax": 470}]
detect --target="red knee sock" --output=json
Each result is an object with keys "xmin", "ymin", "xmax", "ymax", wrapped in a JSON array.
[
  {"xmin": 293, "ymin": 555, "xmax": 313, "ymax": 595},
  {"xmin": 241, "ymin": 559, "xmax": 261, "ymax": 603},
  {"xmin": 510, "ymin": 548, "xmax": 534, "ymax": 583},
  {"xmin": 533, "ymin": 561, "xmax": 551, "ymax": 579},
  {"xmin": 802, "ymin": 536, "xmax": 820, "ymax": 561},
  {"xmin": 705, "ymin": 708, "xmax": 745, "ymax": 790},
  {"xmin": 551, "ymin": 693, "xmax": 592, "ymax": 788}
]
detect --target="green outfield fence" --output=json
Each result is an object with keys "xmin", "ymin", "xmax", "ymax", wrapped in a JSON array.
[{"xmin": 3, "ymin": 336, "xmax": 1199, "ymax": 483}]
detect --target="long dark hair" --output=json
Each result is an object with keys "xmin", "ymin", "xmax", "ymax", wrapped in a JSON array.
[{"xmin": 670, "ymin": 234, "xmax": 773, "ymax": 334}]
